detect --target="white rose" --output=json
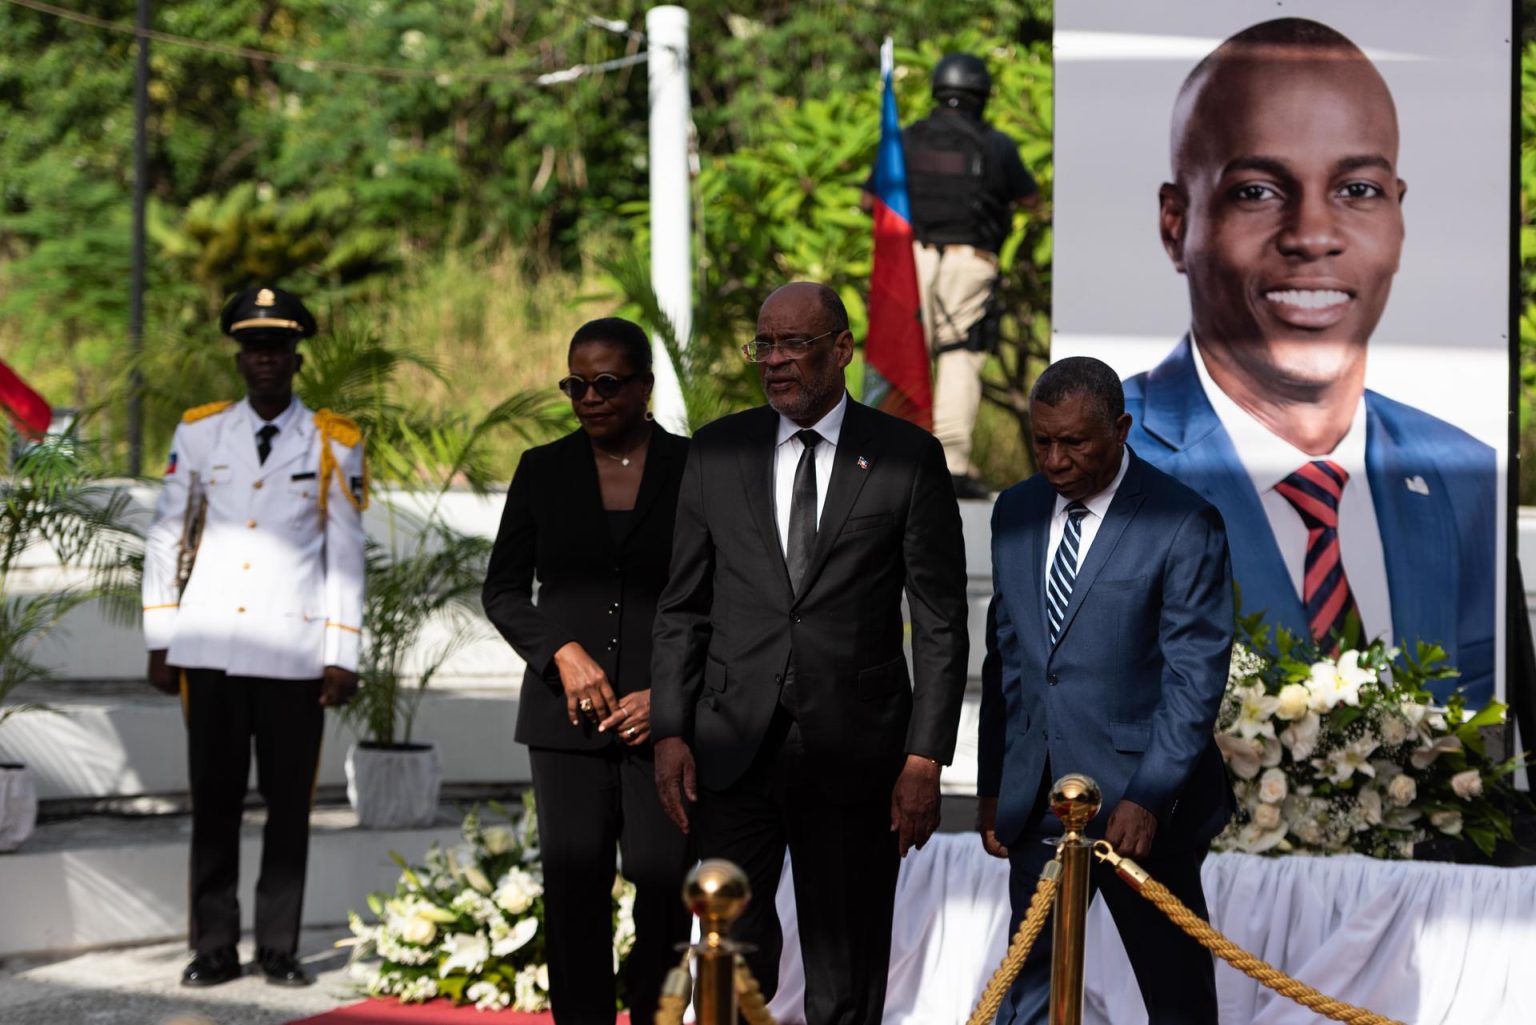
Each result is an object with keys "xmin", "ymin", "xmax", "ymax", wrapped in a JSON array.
[
  {"xmin": 1234, "ymin": 821, "xmax": 1287, "ymax": 853},
  {"xmin": 1252, "ymin": 802, "xmax": 1283, "ymax": 830},
  {"xmin": 1274, "ymin": 683, "xmax": 1311, "ymax": 721},
  {"xmin": 1387, "ymin": 774, "xmax": 1417, "ymax": 806},
  {"xmin": 1258, "ymin": 767, "xmax": 1288, "ymax": 804},
  {"xmin": 494, "ymin": 867, "xmax": 544, "ymax": 916},
  {"xmin": 483, "ymin": 826, "xmax": 516, "ymax": 856},
  {"xmin": 1429, "ymin": 809, "xmax": 1463, "ymax": 835},
  {"xmin": 1451, "ymin": 770, "xmax": 1484, "ymax": 800},
  {"xmin": 398, "ymin": 915, "xmax": 437, "ymax": 946}
]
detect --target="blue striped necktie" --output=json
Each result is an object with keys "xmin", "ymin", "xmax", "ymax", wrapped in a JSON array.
[{"xmin": 1047, "ymin": 501, "xmax": 1089, "ymax": 645}]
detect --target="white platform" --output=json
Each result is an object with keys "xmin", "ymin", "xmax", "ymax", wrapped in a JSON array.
[{"xmin": 0, "ymin": 805, "xmax": 461, "ymax": 957}]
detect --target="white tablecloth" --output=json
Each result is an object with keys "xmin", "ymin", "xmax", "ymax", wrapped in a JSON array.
[{"xmin": 759, "ymin": 834, "xmax": 1536, "ymax": 1025}]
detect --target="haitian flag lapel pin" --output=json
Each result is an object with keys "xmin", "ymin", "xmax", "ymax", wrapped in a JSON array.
[{"xmin": 856, "ymin": 455, "xmax": 870, "ymax": 471}]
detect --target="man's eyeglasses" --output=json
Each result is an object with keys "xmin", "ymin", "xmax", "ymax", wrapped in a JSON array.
[
  {"xmin": 558, "ymin": 373, "xmax": 637, "ymax": 400},
  {"xmin": 740, "ymin": 329, "xmax": 840, "ymax": 363}
]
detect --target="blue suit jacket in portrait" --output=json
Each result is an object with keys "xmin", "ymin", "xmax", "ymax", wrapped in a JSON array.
[
  {"xmin": 1123, "ymin": 338, "xmax": 1496, "ymax": 708},
  {"xmin": 979, "ymin": 453, "xmax": 1236, "ymax": 849}
]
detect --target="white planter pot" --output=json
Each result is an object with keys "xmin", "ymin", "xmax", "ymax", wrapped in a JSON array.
[
  {"xmin": 345, "ymin": 741, "xmax": 442, "ymax": 829},
  {"xmin": 0, "ymin": 763, "xmax": 38, "ymax": 853}
]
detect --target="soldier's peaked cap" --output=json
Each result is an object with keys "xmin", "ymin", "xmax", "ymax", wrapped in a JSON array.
[{"xmin": 219, "ymin": 286, "xmax": 317, "ymax": 342}]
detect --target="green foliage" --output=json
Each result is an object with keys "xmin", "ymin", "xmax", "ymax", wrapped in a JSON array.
[
  {"xmin": 1519, "ymin": 42, "xmax": 1536, "ymax": 501},
  {"xmin": 0, "ymin": 421, "xmax": 141, "ymax": 733},
  {"xmin": 309, "ymin": 326, "xmax": 557, "ymax": 744},
  {"xmin": 608, "ymin": 29, "xmax": 1053, "ymax": 487}
]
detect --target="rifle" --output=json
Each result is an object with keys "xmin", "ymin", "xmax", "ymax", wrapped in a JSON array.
[{"xmin": 176, "ymin": 470, "xmax": 208, "ymax": 596}]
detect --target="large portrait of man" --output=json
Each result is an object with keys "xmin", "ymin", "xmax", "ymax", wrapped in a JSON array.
[{"xmin": 1052, "ymin": 2, "xmax": 1511, "ymax": 706}]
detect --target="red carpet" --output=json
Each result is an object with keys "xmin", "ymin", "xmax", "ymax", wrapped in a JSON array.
[{"xmin": 287, "ymin": 1001, "xmax": 630, "ymax": 1024}]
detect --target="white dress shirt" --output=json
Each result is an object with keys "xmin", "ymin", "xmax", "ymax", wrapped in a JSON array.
[
  {"xmin": 1045, "ymin": 447, "xmax": 1130, "ymax": 581},
  {"xmin": 773, "ymin": 393, "xmax": 848, "ymax": 557},
  {"xmin": 242, "ymin": 395, "xmax": 300, "ymax": 456},
  {"xmin": 1191, "ymin": 337, "xmax": 1392, "ymax": 645}
]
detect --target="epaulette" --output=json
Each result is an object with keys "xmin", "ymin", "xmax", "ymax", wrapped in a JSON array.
[
  {"xmin": 182, "ymin": 400, "xmax": 236, "ymax": 423},
  {"xmin": 314, "ymin": 408, "xmax": 368, "ymax": 514},
  {"xmin": 313, "ymin": 409, "xmax": 362, "ymax": 447}
]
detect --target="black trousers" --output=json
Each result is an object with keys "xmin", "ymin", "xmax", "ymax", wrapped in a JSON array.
[
  {"xmin": 529, "ymin": 745, "xmax": 693, "ymax": 1025},
  {"xmin": 694, "ymin": 709, "xmax": 901, "ymax": 1025},
  {"xmin": 184, "ymin": 669, "xmax": 324, "ymax": 956}
]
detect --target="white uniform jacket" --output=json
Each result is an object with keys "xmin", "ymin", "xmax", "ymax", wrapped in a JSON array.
[{"xmin": 142, "ymin": 398, "xmax": 366, "ymax": 679}]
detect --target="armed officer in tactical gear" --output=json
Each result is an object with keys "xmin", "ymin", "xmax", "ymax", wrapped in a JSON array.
[
  {"xmin": 143, "ymin": 286, "xmax": 367, "ymax": 989},
  {"xmin": 864, "ymin": 53, "xmax": 1041, "ymax": 499}
]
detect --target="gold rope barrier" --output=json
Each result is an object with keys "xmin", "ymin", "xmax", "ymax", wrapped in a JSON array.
[
  {"xmin": 1092, "ymin": 841, "xmax": 1408, "ymax": 1025},
  {"xmin": 654, "ymin": 948, "xmax": 693, "ymax": 1025},
  {"xmin": 734, "ymin": 955, "xmax": 777, "ymax": 1025},
  {"xmin": 963, "ymin": 859, "xmax": 1059, "ymax": 1025}
]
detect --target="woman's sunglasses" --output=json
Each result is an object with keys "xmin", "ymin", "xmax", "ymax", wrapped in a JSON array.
[{"xmin": 558, "ymin": 373, "xmax": 637, "ymax": 400}]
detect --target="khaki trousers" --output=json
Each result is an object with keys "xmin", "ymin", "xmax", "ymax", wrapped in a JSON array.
[{"xmin": 913, "ymin": 242, "xmax": 998, "ymax": 476}]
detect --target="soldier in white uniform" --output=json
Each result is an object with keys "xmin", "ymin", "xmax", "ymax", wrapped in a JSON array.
[{"xmin": 143, "ymin": 286, "xmax": 366, "ymax": 988}]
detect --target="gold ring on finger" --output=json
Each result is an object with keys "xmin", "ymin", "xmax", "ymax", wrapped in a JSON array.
[
  {"xmin": 578, "ymin": 697, "xmax": 594, "ymax": 712},
  {"xmin": 624, "ymin": 726, "xmax": 638, "ymax": 738}
]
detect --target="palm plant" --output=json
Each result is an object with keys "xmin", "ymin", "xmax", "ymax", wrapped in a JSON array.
[
  {"xmin": 0, "ymin": 420, "xmax": 139, "ymax": 735},
  {"xmin": 295, "ymin": 323, "xmax": 558, "ymax": 747}
]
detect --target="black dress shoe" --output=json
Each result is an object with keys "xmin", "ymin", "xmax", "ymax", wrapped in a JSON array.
[
  {"xmin": 181, "ymin": 946, "xmax": 241, "ymax": 987},
  {"xmin": 256, "ymin": 947, "xmax": 313, "ymax": 987}
]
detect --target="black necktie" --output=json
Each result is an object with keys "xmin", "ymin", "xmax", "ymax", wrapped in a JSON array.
[
  {"xmin": 785, "ymin": 429, "xmax": 823, "ymax": 595},
  {"xmin": 256, "ymin": 424, "xmax": 279, "ymax": 465},
  {"xmin": 1047, "ymin": 501, "xmax": 1088, "ymax": 645}
]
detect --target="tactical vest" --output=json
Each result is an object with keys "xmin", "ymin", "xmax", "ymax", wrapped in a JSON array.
[{"xmin": 904, "ymin": 112, "xmax": 1007, "ymax": 250}]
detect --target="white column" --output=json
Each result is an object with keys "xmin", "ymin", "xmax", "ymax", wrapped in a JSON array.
[{"xmin": 646, "ymin": 5, "xmax": 691, "ymax": 434}]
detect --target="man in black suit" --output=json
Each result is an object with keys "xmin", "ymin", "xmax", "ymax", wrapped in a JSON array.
[{"xmin": 652, "ymin": 282, "xmax": 970, "ymax": 1025}]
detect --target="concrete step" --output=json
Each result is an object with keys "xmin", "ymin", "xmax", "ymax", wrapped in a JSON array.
[
  {"xmin": 1, "ymin": 787, "xmax": 985, "ymax": 960},
  {"xmin": 1, "ymin": 801, "xmax": 466, "ymax": 959}
]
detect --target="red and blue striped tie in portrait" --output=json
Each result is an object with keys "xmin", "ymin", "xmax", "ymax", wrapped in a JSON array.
[{"xmin": 1275, "ymin": 460, "xmax": 1361, "ymax": 652}]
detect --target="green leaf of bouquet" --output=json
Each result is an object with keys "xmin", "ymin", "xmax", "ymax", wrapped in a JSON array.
[
  {"xmin": 438, "ymin": 976, "xmax": 468, "ymax": 1001},
  {"xmin": 367, "ymin": 893, "xmax": 384, "ymax": 917},
  {"xmin": 1462, "ymin": 700, "xmax": 1508, "ymax": 732},
  {"xmin": 1465, "ymin": 825, "xmax": 1497, "ymax": 857},
  {"xmin": 420, "ymin": 905, "xmax": 459, "ymax": 924},
  {"xmin": 1332, "ymin": 706, "xmax": 1364, "ymax": 729}
]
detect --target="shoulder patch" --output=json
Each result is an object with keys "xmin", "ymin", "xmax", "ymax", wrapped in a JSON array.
[
  {"xmin": 182, "ymin": 400, "xmax": 236, "ymax": 423},
  {"xmin": 313, "ymin": 408, "xmax": 362, "ymax": 448}
]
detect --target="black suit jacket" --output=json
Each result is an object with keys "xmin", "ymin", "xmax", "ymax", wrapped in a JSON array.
[
  {"xmin": 483, "ymin": 426, "xmax": 689, "ymax": 751},
  {"xmin": 650, "ymin": 398, "xmax": 969, "ymax": 795}
]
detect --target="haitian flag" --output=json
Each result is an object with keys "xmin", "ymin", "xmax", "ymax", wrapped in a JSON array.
[
  {"xmin": 0, "ymin": 358, "xmax": 50, "ymax": 438},
  {"xmin": 863, "ymin": 38, "xmax": 931, "ymax": 429}
]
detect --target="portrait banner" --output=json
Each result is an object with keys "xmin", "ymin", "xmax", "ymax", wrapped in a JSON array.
[{"xmin": 1051, "ymin": 0, "xmax": 1513, "ymax": 706}]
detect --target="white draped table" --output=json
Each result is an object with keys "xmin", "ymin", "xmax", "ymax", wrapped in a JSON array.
[{"xmin": 758, "ymin": 833, "xmax": 1535, "ymax": 1025}]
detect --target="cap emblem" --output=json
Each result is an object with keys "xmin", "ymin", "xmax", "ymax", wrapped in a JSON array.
[{"xmin": 255, "ymin": 288, "xmax": 276, "ymax": 307}]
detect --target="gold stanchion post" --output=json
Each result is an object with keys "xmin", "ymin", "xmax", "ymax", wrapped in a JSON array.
[
  {"xmin": 1047, "ymin": 774, "xmax": 1101, "ymax": 1025},
  {"xmin": 683, "ymin": 859, "xmax": 752, "ymax": 1025}
]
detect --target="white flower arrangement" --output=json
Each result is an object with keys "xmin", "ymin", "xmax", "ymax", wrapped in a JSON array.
[
  {"xmin": 343, "ymin": 794, "xmax": 639, "ymax": 1010},
  {"xmin": 1212, "ymin": 621, "xmax": 1523, "ymax": 860}
]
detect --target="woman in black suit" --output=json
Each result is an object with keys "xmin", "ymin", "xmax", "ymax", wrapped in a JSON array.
[{"xmin": 483, "ymin": 318, "xmax": 691, "ymax": 1025}]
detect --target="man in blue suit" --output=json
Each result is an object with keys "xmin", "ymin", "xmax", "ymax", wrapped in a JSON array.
[
  {"xmin": 1129, "ymin": 17, "xmax": 1495, "ymax": 706},
  {"xmin": 980, "ymin": 357, "xmax": 1234, "ymax": 1025}
]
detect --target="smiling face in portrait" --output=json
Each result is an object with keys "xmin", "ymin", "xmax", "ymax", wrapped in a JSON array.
[
  {"xmin": 1160, "ymin": 47, "xmax": 1406, "ymax": 398},
  {"xmin": 755, "ymin": 283, "xmax": 854, "ymax": 426}
]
